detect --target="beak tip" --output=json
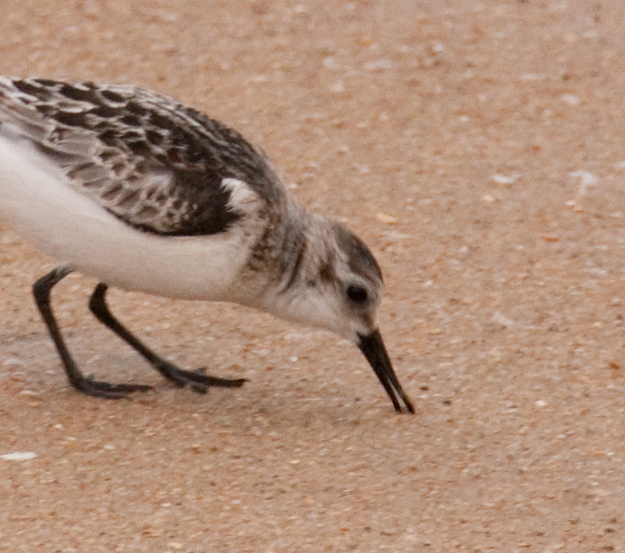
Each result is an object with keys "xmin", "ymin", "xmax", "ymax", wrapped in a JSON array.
[
  {"xmin": 404, "ymin": 399, "xmax": 416, "ymax": 414},
  {"xmin": 357, "ymin": 329, "xmax": 415, "ymax": 414}
]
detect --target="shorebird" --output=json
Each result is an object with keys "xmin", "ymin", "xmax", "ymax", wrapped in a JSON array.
[{"xmin": 0, "ymin": 78, "xmax": 414, "ymax": 413}]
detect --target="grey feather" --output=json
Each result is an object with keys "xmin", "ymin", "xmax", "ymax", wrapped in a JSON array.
[{"xmin": 0, "ymin": 77, "xmax": 286, "ymax": 236}]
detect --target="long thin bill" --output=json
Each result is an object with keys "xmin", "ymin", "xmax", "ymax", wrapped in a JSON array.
[{"xmin": 357, "ymin": 329, "xmax": 415, "ymax": 413}]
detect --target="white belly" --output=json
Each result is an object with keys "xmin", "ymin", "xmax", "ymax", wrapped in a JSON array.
[{"xmin": 0, "ymin": 135, "xmax": 257, "ymax": 301}]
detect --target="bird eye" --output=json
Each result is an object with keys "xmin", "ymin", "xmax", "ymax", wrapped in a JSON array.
[{"xmin": 346, "ymin": 284, "xmax": 368, "ymax": 304}]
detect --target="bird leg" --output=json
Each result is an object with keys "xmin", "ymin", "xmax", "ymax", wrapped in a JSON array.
[
  {"xmin": 88, "ymin": 283, "xmax": 247, "ymax": 393},
  {"xmin": 33, "ymin": 267, "xmax": 151, "ymax": 398}
]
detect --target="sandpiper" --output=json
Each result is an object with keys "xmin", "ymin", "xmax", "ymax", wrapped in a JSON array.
[{"xmin": 0, "ymin": 77, "xmax": 414, "ymax": 413}]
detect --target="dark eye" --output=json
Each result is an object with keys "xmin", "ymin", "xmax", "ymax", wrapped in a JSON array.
[{"xmin": 346, "ymin": 285, "xmax": 368, "ymax": 304}]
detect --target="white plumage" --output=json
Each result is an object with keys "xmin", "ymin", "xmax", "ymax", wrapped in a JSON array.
[{"xmin": 0, "ymin": 78, "xmax": 414, "ymax": 413}]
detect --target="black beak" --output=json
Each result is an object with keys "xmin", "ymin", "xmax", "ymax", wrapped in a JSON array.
[{"xmin": 357, "ymin": 329, "xmax": 415, "ymax": 414}]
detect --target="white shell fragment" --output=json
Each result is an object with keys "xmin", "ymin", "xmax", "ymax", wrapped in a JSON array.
[{"xmin": 1, "ymin": 451, "xmax": 38, "ymax": 461}]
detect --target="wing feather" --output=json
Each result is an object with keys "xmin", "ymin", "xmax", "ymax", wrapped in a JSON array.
[{"xmin": 0, "ymin": 78, "xmax": 283, "ymax": 236}]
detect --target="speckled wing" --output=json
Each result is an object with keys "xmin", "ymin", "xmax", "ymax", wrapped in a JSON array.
[{"xmin": 0, "ymin": 78, "xmax": 284, "ymax": 236}]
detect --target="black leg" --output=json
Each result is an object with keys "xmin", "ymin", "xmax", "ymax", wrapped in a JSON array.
[
  {"xmin": 89, "ymin": 283, "xmax": 247, "ymax": 393},
  {"xmin": 33, "ymin": 267, "xmax": 151, "ymax": 398}
]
